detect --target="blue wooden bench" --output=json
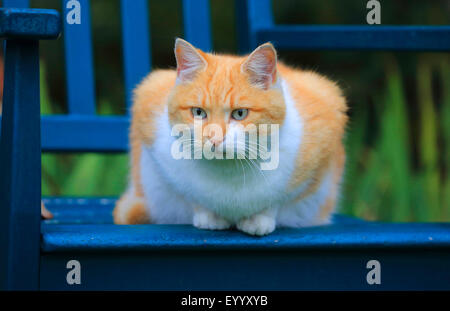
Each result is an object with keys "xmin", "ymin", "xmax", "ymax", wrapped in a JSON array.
[{"xmin": 1, "ymin": 0, "xmax": 450, "ymax": 290}]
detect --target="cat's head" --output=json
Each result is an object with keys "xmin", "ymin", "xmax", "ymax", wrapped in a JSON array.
[{"xmin": 167, "ymin": 38, "xmax": 285, "ymax": 156}]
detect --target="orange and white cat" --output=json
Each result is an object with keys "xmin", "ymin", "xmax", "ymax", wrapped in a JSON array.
[{"xmin": 113, "ymin": 38, "xmax": 347, "ymax": 236}]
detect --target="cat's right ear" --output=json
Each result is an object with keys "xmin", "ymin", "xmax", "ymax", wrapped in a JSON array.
[{"xmin": 174, "ymin": 38, "xmax": 208, "ymax": 83}]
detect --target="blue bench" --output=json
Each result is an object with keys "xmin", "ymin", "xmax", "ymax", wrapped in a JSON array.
[{"xmin": 1, "ymin": 0, "xmax": 450, "ymax": 290}]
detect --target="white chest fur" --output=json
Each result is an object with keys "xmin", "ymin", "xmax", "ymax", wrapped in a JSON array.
[{"xmin": 140, "ymin": 79, "xmax": 307, "ymax": 224}]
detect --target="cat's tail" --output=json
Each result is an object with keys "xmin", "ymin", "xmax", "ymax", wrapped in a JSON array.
[
  {"xmin": 113, "ymin": 188, "xmax": 151, "ymax": 224},
  {"xmin": 41, "ymin": 201, "xmax": 53, "ymax": 219}
]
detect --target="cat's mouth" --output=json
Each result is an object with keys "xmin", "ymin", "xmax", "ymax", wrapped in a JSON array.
[
  {"xmin": 171, "ymin": 130, "xmax": 280, "ymax": 170},
  {"xmin": 210, "ymin": 144, "xmax": 221, "ymax": 153}
]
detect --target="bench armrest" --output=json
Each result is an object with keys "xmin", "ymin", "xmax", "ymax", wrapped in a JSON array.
[
  {"xmin": 0, "ymin": 8, "xmax": 60, "ymax": 40},
  {"xmin": 0, "ymin": 7, "xmax": 60, "ymax": 290}
]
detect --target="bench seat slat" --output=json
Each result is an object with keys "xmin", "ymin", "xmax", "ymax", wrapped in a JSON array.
[
  {"xmin": 41, "ymin": 197, "xmax": 450, "ymax": 252},
  {"xmin": 42, "ymin": 197, "xmax": 365, "ymax": 225},
  {"xmin": 41, "ymin": 222, "xmax": 450, "ymax": 252}
]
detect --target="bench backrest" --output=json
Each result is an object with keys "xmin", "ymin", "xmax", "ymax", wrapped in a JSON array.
[
  {"xmin": 3, "ymin": 0, "xmax": 450, "ymax": 148},
  {"xmin": 2, "ymin": 0, "xmax": 212, "ymax": 152},
  {"xmin": 236, "ymin": 0, "xmax": 450, "ymax": 53}
]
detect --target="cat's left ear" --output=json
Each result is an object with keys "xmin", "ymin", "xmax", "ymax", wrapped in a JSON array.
[
  {"xmin": 174, "ymin": 38, "xmax": 208, "ymax": 83},
  {"xmin": 241, "ymin": 42, "xmax": 278, "ymax": 90}
]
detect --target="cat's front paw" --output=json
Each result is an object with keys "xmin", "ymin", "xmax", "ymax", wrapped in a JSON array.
[
  {"xmin": 237, "ymin": 213, "xmax": 276, "ymax": 236},
  {"xmin": 193, "ymin": 208, "xmax": 231, "ymax": 231}
]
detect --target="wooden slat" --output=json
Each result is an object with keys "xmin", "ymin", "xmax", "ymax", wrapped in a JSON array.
[
  {"xmin": 62, "ymin": 0, "xmax": 96, "ymax": 115},
  {"xmin": 238, "ymin": 0, "xmax": 450, "ymax": 52},
  {"xmin": 40, "ymin": 248, "xmax": 450, "ymax": 290},
  {"xmin": 181, "ymin": 0, "xmax": 212, "ymax": 51},
  {"xmin": 120, "ymin": 0, "xmax": 151, "ymax": 110},
  {"xmin": 236, "ymin": 0, "xmax": 274, "ymax": 52},
  {"xmin": 41, "ymin": 222, "xmax": 450, "ymax": 252},
  {"xmin": 257, "ymin": 25, "xmax": 450, "ymax": 51},
  {"xmin": 42, "ymin": 197, "xmax": 117, "ymax": 224},
  {"xmin": 0, "ymin": 40, "xmax": 41, "ymax": 290},
  {"xmin": 41, "ymin": 197, "xmax": 366, "ymax": 225},
  {"xmin": 2, "ymin": 0, "xmax": 29, "ymax": 8},
  {"xmin": 41, "ymin": 115, "xmax": 129, "ymax": 152},
  {"xmin": 0, "ymin": 8, "xmax": 60, "ymax": 40},
  {"xmin": 0, "ymin": 115, "xmax": 129, "ymax": 152}
]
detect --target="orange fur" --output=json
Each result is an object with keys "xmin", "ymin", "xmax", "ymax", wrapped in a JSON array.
[
  {"xmin": 123, "ymin": 202, "xmax": 149, "ymax": 224},
  {"xmin": 167, "ymin": 52, "xmax": 286, "ymax": 139},
  {"xmin": 279, "ymin": 64, "xmax": 347, "ymax": 216},
  {"xmin": 113, "ymin": 188, "xmax": 150, "ymax": 224},
  {"xmin": 128, "ymin": 70, "xmax": 175, "ymax": 199}
]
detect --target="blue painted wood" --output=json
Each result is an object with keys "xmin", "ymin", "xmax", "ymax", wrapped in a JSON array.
[
  {"xmin": 2, "ymin": 0, "xmax": 449, "ymax": 291},
  {"xmin": 182, "ymin": 0, "xmax": 212, "ymax": 51},
  {"xmin": 41, "ymin": 197, "xmax": 366, "ymax": 225},
  {"xmin": 0, "ymin": 115, "xmax": 129, "ymax": 151},
  {"xmin": 0, "ymin": 40, "xmax": 42, "ymax": 290},
  {"xmin": 42, "ymin": 197, "xmax": 117, "ymax": 224},
  {"xmin": 38, "ymin": 199, "xmax": 450, "ymax": 290},
  {"xmin": 257, "ymin": 25, "xmax": 450, "ymax": 51},
  {"xmin": 39, "ymin": 249, "xmax": 450, "ymax": 290},
  {"xmin": 41, "ymin": 222, "xmax": 450, "ymax": 252},
  {"xmin": 0, "ymin": 8, "xmax": 60, "ymax": 39},
  {"xmin": 3, "ymin": 0, "xmax": 29, "ymax": 9},
  {"xmin": 1, "ymin": 0, "xmax": 30, "ymax": 53},
  {"xmin": 63, "ymin": 0, "xmax": 96, "ymax": 115},
  {"xmin": 120, "ymin": 0, "xmax": 151, "ymax": 110},
  {"xmin": 40, "ymin": 115, "xmax": 129, "ymax": 151},
  {"xmin": 236, "ymin": 0, "xmax": 273, "ymax": 52},
  {"xmin": 1, "ymin": 0, "xmax": 215, "ymax": 153},
  {"xmin": 237, "ymin": 0, "xmax": 450, "ymax": 52}
]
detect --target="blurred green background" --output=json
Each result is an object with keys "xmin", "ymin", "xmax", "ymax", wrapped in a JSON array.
[{"xmin": 8, "ymin": 0, "xmax": 450, "ymax": 222}]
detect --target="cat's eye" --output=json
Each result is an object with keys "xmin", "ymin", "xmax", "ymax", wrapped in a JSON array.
[
  {"xmin": 231, "ymin": 108, "xmax": 248, "ymax": 121},
  {"xmin": 191, "ymin": 107, "xmax": 207, "ymax": 119}
]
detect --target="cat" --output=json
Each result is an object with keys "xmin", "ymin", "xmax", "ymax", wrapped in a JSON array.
[{"xmin": 113, "ymin": 38, "xmax": 347, "ymax": 236}]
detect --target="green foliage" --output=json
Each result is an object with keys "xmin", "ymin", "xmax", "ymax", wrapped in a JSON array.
[
  {"xmin": 440, "ymin": 59, "xmax": 450, "ymax": 220},
  {"xmin": 340, "ymin": 55, "xmax": 450, "ymax": 222},
  {"xmin": 41, "ymin": 65, "xmax": 128, "ymax": 197}
]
